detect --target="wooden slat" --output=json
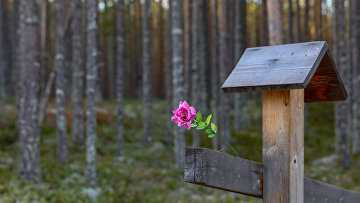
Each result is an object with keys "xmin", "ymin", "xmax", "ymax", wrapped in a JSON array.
[
  {"xmin": 262, "ymin": 90, "xmax": 304, "ymax": 203},
  {"xmin": 221, "ymin": 41, "xmax": 347, "ymax": 102},
  {"xmin": 184, "ymin": 147, "xmax": 360, "ymax": 202}
]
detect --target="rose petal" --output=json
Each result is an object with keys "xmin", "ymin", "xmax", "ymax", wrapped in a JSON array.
[{"xmin": 184, "ymin": 122, "xmax": 191, "ymax": 130}]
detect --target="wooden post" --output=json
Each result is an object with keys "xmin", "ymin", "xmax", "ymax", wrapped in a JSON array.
[{"xmin": 262, "ymin": 89, "xmax": 304, "ymax": 203}]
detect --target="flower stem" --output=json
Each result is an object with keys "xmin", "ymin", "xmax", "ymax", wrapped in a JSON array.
[{"xmin": 204, "ymin": 125, "xmax": 240, "ymax": 157}]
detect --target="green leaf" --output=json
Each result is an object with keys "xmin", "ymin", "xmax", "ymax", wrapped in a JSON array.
[
  {"xmin": 197, "ymin": 126, "xmax": 206, "ymax": 130},
  {"xmin": 208, "ymin": 134, "xmax": 215, "ymax": 138},
  {"xmin": 198, "ymin": 121, "xmax": 205, "ymax": 127},
  {"xmin": 205, "ymin": 129, "xmax": 213, "ymax": 134},
  {"xmin": 191, "ymin": 124, "xmax": 197, "ymax": 128},
  {"xmin": 196, "ymin": 112, "xmax": 202, "ymax": 122},
  {"xmin": 211, "ymin": 123, "xmax": 217, "ymax": 133},
  {"xmin": 205, "ymin": 114, "xmax": 212, "ymax": 125}
]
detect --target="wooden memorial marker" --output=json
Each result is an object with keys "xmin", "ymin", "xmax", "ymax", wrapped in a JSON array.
[{"xmin": 184, "ymin": 41, "xmax": 359, "ymax": 203}]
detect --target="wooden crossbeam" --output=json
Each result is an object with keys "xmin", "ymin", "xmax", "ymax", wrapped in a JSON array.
[{"xmin": 185, "ymin": 147, "xmax": 360, "ymax": 202}]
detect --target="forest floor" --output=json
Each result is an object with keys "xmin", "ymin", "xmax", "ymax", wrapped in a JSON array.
[{"xmin": 0, "ymin": 99, "xmax": 359, "ymax": 202}]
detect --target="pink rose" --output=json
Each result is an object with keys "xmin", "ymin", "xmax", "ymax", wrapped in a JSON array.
[{"xmin": 171, "ymin": 101, "xmax": 197, "ymax": 130}]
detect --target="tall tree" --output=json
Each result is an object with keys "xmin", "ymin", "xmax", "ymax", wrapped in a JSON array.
[
  {"xmin": 86, "ymin": 0, "xmax": 98, "ymax": 185},
  {"xmin": 0, "ymin": 0, "xmax": 12, "ymax": 98},
  {"xmin": 40, "ymin": 0, "xmax": 48, "ymax": 93},
  {"xmin": 287, "ymin": 0, "xmax": 293, "ymax": 43},
  {"xmin": 142, "ymin": 0, "xmax": 152, "ymax": 145},
  {"xmin": 116, "ymin": 0, "xmax": 125, "ymax": 156},
  {"xmin": 210, "ymin": 0, "xmax": 219, "ymax": 150},
  {"xmin": 314, "ymin": 0, "xmax": 322, "ymax": 40},
  {"xmin": 191, "ymin": 0, "xmax": 200, "ymax": 147},
  {"xmin": 199, "ymin": 0, "xmax": 209, "ymax": 115},
  {"xmin": 54, "ymin": 0, "xmax": 68, "ymax": 165},
  {"xmin": 18, "ymin": 0, "xmax": 41, "ymax": 181},
  {"xmin": 219, "ymin": 0, "xmax": 231, "ymax": 153},
  {"xmin": 304, "ymin": 0, "xmax": 310, "ymax": 41},
  {"xmin": 295, "ymin": 0, "xmax": 301, "ymax": 42},
  {"xmin": 234, "ymin": 0, "xmax": 247, "ymax": 132},
  {"xmin": 353, "ymin": 0, "xmax": 360, "ymax": 154},
  {"xmin": 260, "ymin": 0, "xmax": 269, "ymax": 46},
  {"xmin": 333, "ymin": 0, "xmax": 350, "ymax": 170},
  {"xmin": 165, "ymin": 0, "xmax": 173, "ymax": 146},
  {"xmin": 184, "ymin": 0, "xmax": 192, "ymax": 101},
  {"xmin": 172, "ymin": 0, "xmax": 185, "ymax": 169},
  {"xmin": 71, "ymin": 0, "xmax": 84, "ymax": 146},
  {"xmin": 267, "ymin": 0, "xmax": 284, "ymax": 45}
]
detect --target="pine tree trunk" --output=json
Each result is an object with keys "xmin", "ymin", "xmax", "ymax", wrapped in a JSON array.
[
  {"xmin": 191, "ymin": 0, "xmax": 200, "ymax": 147},
  {"xmin": 260, "ymin": 0, "xmax": 269, "ymax": 46},
  {"xmin": 165, "ymin": 1, "xmax": 173, "ymax": 146},
  {"xmin": 199, "ymin": 0, "xmax": 209, "ymax": 115},
  {"xmin": 71, "ymin": 0, "xmax": 84, "ymax": 147},
  {"xmin": 287, "ymin": 0, "xmax": 293, "ymax": 43},
  {"xmin": 219, "ymin": 0, "xmax": 231, "ymax": 153},
  {"xmin": 12, "ymin": 0, "xmax": 20, "ymax": 102},
  {"xmin": 171, "ymin": 0, "xmax": 185, "ymax": 169},
  {"xmin": 116, "ymin": 0, "xmax": 125, "ymax": 156},
  {"xmin": 353, "ymin": 0, "xmax": 360, "ymax": 154},
  {"xmin": 295, "ymin": 0, "xmax": 301, "ymax": 42},
  {"xmin": 267, "ymin": 0, "xmax": 283, "ymax": 45},
  {"xmin": 40, "ymin": 0, "xmax": 48, "ymax": 93},
  {"xmin": 142, "ymin": 0, "xmax": 152, "ymax": 145},
  {"xmin": 86, "ymin": 0, "xmax": 98, "ymax": 185},
  {"xmin": 304, "ymin": 0, "xmax": 310, "ymax": 41},
  {"xmin": 234, "ymin": 0, "xmax": 247, "ymax": 132},
  {"xmin": 334, "ymin": 0, "xmax": 350, "ymax": 170},
  {"xmin": 0, "ymin": 0, "xmax": 12, "ymax": 99},
  {"xmin": 211, "ymin": 0, "xmax": 219, "ymax": 150},
  {"xmin": 184, "ymin": 0, "xmax": 192, "ymax": 101},
  {"xmin": 18, "ymin": 0, "xmax": 41, "ymax": 181}
]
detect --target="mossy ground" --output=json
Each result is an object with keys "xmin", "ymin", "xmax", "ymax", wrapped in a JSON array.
[{"xmin": 0, "ymin": 99, "xmax": 359, "ymax": 202}]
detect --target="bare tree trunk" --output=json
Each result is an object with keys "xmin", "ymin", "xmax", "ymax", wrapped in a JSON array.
[
  {"xmin": 54, "ymin": 0, "xmax": 68, "ymax": 165},
  {"xmin": 219, "ymin": 0, "xmax": 231, "ymax": 153},
  {"xmin": 353, "ymin": 0, "xmax": 360, "ymax": 154},
  {"xmin": 40, "ymin": 0, "xmax": 48, "ymax": 93},
  {"xmin": 165, "ymin": 1, "xmax": 173, "ymax": 146},
  {"xmin": 142, "ymin": 0, "xmax": 152, "ymax": 145},
  {"xmin": 295, "ymin": 0, "xmax": 301, "ymax": 42},
  {"xmin": 267, "ymin": 0, "xmax": 284, "ymax": 45},
  {"xmin": 304, "ymin": 0, "xmax": 310, "ymax": 41},
  {"xmin": 191, "ymin": 0, "xmax": 200, "ymax": 147},
  {"xmin": 116, "ymin": 0, "xmax": 125, "ymax": 156},
  {"xmin": 0, "ymin": 0, "xmax": 11, "ymax": 99},
  {"xmin": 199, "ymin": 0, "xmax": 209, "ymax": 115},
  {"xmin": 334, "ymin": 0, "xmax": 350, "ymax": 170},
  {"xmin": 184, "ymin": 0, "xmax": 192, "ymax": 101},
  {"xmin": 19, "ymin": 0, "xmax": 41, "ymax": 181},
  {"xmin": 314, "ymin": 0, "xmax": 322, "ymax": 40},
  {"xmin": 234, "ymin": 0, "xmax": 247, "ymax": 132},
  {"xmin": 71, "ymin": 0, "xmax": 84, "ymax": 147},
  {"xmin": 12, "ymin": 0, "xmax": 20, "ymax": 102},
  {"xmin": 211, "ymin": 0, "xmax": 219, "ymax": 150},
  {"xmin": 86, "ymin": 0, "xmax": 98, "ymax": 185},
  {"xmin": 172, "ymin": 0, "xmax": 185, "ymax": 169},
  {"xmin": 260, "ymin": 0, "xmax": 269, "ymax": 46},
  {"xmin": 287, "ymin": 0, "xmax": 293, "ymax": 43}
]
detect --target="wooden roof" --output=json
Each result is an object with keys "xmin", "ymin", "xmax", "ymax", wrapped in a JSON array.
[{"xmin": 221, "ymin": 41, "xmax": 347, "ymax": 102}]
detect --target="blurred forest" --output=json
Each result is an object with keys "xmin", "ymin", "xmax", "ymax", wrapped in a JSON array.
[{"xmin": 0, "ymin": 0, "xmax": 360, "ymax": 202}]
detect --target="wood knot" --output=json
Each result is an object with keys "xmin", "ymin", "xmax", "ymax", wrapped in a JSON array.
[{"xmin": 272, "ymin": 58, "xmax": 279, "ymax": 62}]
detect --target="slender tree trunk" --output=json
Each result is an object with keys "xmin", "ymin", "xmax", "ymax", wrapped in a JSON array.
[
  {"xmin": 261, "ymin": 0, "xmax": 269, "ymax": 46},
  {"xmin": 353, "ymin": 0, "xmax": 360, "ymax": 154},
  {"xmin": 234, "ymin": 0, "xmax": 247, "ymax": 132},
  {"xmin": 116, "ymin": 0, "xmax": 125, "ymax": 156},
  {"xmin": 314, "ymin": 0, "xmax": 322, "ymax": 40},
  {"xmin": 334, "ymin": 0, "xmax": 350, "ymax": 170},
  {"xmin": 54, "ymin": 0, "xmax": 68, "ymax": 165},
  {"xmin": 12, "ymin": 0, "xmax": 20, "ymax": 102},
  {"xmin": 71, "ymin": 0, "xmax": 84, "ymax": 147},
  {"xmin": 304, "ymin": 0, "xmax": 310, "ymax": 41},
  {"xmin": 184, "ymin": 0, "xmax": 192, "ymax": 101},
  {"xmin": 86, "ymin": 0, "xmax": 98, "ymax": 185},
  {"xmin": 287, "ymin": 0, "xmax": 293, "ymax": 43},
  {"xmin": 18, "ymin": 0, "xmax": 41, "ymax": 181},
  {"xmin": 0, "ymin": 0, "xmax": 11, "ymax": 99},
  {"xmin": 40, "ymin": 0, "xmax": 48, "ymax": 93},
  {"xmin": 295, "ymin": 0, "xmax": 301, "ymax": 42},
  {"xmin": 267, "ymin": 0, "xmax": 284, "ymax": 45},
  {"xmin": 191, "ymin": 0, "xmax": 200, "ymax": 147},
  {"xmin": 211, "ymin": 0, "xmax": 219, "ymax": 150},
  {"xmin": 172, "ymin": 0, "xmax": 185, "ymax": 169},
  {"xmin": 142, "ymin": 0, "xmax": 152, "ymax": 145},
  {"xmin": 199, "ymin": 0, "xmax": 209, "ymax": 115},
  {"xmin": 165, "ymin": 1, "xmax": 173, "ymax": 146},
  {"xmin": 158, "ymin": 0, "xmax": 165, "ymax": 99},
  {"xmin": 219, "ymin": 0, "xmax": 231, "ymax": 153}
]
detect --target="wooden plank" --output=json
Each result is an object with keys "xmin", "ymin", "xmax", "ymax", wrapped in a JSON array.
[
  {"xmin": 184, "ymin": 147, "xmax": 360, "ymax": 202},
  {"xmin": 184, "ymin": 147, "xmax": 263, "ymax": 198},
  {"xmin": 262, "ymin": 89, "xmax": 304, "ymax": 202},
  {"xmin": 221, "ymin": 41, "xmax": 347, "ymax": 102}
]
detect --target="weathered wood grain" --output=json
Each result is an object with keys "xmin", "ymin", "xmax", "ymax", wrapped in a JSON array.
[
  {"xmin": 221, "ymin": 41, "xmax": 347, "ymax": 102},
  {"xmin": 184, "ymin": 147, "xmax": 360, "ymax": 202},
  {"xmin": 262, "ymin": 90, "xmax": 304, "ymax": 202}
]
